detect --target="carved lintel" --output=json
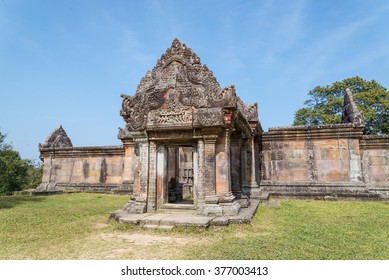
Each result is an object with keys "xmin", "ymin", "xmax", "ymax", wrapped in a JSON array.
[
  {"xmin": 147, "ymin": 107, "xmax": 192, "ymax": 127},
  {"xmin": 148, "ymin": 130, "xmax": 194, "ymax": 141}
]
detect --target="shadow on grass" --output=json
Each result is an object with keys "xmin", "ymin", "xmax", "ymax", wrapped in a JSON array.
[{"xmin": 0, "ymin": 195, "xmax": 47, "ymax": 209}]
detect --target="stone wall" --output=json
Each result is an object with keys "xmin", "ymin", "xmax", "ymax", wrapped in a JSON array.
[
  {"xmin": 361, "ymin": 135, "xmax": 389, "ymax": 197},
  {"xmin": 37, "ymin": 146, "xmax": 126, "ymax": 193},
  {"xmin": 259, "ymin": 124, "xmax": 378, "ymax": 198}
]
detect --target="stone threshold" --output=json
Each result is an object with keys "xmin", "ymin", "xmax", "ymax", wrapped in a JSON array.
[{"xmin": 109, "ymin": 199, "xmax": 260, "ymax": 229}]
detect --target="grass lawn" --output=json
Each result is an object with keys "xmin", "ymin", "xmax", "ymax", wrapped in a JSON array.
[{"xmin": 0, "ymin": 193, "xmax": 388, "ymax": 259}]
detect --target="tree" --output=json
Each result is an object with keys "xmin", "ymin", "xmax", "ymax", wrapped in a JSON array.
[
  {"xmin": 0, "ymin": 131, "xmax": 12, "ymax": 151},
  {"xmin": 293, "ymin": 76, "xmax": 389, "ymax": 134},
  {"xmin": 0, "ymin": 130, "xmax": 42, "ymax": 194}
]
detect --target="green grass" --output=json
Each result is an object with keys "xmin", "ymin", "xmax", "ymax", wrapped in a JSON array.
[
  {"xmin": 0, "ymin": 193, "xmax": 129, "ymax": 259},
  {"xmin": 181, "ymin": 200, "xmax": 389, "ymax": 259},
  {"xmin": 0, "ymin": 194, "xmax": 388, "ymax": 259}
]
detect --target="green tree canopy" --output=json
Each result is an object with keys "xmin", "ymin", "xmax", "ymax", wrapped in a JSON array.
[
  {"xmin": 0, "ymin": 130, "xmax": 42, "ymax": 194},
  {"xmin": 293, "ymin": 76, "xmax": 389, "ymax": 134}
]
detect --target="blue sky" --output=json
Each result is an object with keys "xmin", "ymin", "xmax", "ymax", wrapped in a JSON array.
[{"xmin": 1, "ymin": 0, "xmax": 389, "ymax": 161}]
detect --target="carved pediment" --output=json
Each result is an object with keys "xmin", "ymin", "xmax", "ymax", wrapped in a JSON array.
[
  {"xmin": 121, "ymin": 39, "xmax": 240, "ymax": 131},
  {"xmin": 120, "ymin": 39, "xmax": 260, "ymax": 133},
  {"xmin": 39, "ymin": 125, "xmax": 73, "ymax": 149}
]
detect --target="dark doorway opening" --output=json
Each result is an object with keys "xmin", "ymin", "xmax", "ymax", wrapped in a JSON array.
[{"xmin": 166, "ymin": 146, "xmax": 194, "ymax": 205}]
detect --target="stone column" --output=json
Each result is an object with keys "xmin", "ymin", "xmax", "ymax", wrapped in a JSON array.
[
  {"xmin": 250, "ymin": 135, "xmax": 259, "ymax": 187},
  {"xmin": 123, "ymin": 135, "xmax": 149, "ymax": 214},
  {"xmin": 215, "ymin": 129, "xmax": 231, "ymax": 194},
  {"xmin": 156, "ymin": 145, "xmax": 167, "ymax": 209},
  {"xmin": 241, "ymin": 138, "xmax": 249, "ymax": 188},
  {"xmin": 192, "ymin": 143, "xmax": 199, "ymax": 208},
  {"xmin": 230, "ymin": 132, "xmax": 243, "ymax": 197},
  {"xmin": 248, "ymin": 135, "xmax": 261, "ymax": 197},
  {"xmin": 147, "ymin": 141, "xmax": 157, "ymax": 212},
  {"xmin": 196, "ymin": 139, "xmax": 205, "ymax": 214},
  {"xmin": 121, "ymin": 138, "xmax": 135, "ymax": 193},
  {"xmin": 203, "ymin": 134, "xmax": 223, "ymax": 216},
  {"xmin": 216, "ymin": 129, "xmax": 240, "ymax": 215},
  {"xmin": 241, "ymin": 133, "xmax": 260, "ymax": 197}
]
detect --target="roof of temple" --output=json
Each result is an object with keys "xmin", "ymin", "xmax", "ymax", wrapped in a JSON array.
[
  {"xmin": 39, "ymin": 125, "xmax": 73, "ymax": 149},
  {"xmin": 120, "ymin": 38, "xmax": 260, "ymax": 132}
]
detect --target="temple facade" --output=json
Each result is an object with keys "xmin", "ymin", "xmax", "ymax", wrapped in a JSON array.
[
  {"xmin": 37, "ymin": 39, "xmax": 389, "ymax": 217},
  {"xmin": 116, "ymin": 39, "xmax": 261, "ymax": 216}
]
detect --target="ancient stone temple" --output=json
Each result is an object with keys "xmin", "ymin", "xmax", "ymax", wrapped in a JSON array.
[
  {"xmin": 38, "ymin": 39, "xmax": 262, "ymax": 217},
  {"xmin": 117, "ymin": 39, "xmax": 261, "ymax": 215},
  {"xmin": 37, "ymin": 39, "xmax": 389, "ymax": 219}
]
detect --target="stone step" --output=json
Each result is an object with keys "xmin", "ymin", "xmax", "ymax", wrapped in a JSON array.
[
  {"xmin": 142, "ymin": 224, "xmax": 160, "ymax": 229},
  {"xmin": 159, "ymin": 203, "xmax": 196, "ymax": 214},
  {"xmin": 158, "ymin": 225, "xmax": 175, "ymax": 230},
  {"xmin": 142, "ymin": 224, "xmax": 175, "ymax": 230},
  {"xmin": 159, "ymin": 209, "xmax": 197, "ymax": 214},
  {"xmin": 160, "ymin": 203, "xmax": 196, "ymax": 209},
  {"xmin": 143, "ymin": 213, "xmax": 173, "ymax": 226}
]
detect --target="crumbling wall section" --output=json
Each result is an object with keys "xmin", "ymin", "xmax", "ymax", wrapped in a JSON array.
[
  {"xmin": 260, "ymin": 124, "xmax": 372, "ymax": 198},
  {"xmin": 361, "ymin": 135, "xmax": 389, "ymax": 197},
  {"xmin": 38, "ymin": 146, "xmax": 126, "ymax": 193}
]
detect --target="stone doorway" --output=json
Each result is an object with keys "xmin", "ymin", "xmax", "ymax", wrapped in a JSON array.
[
  {"xmin": 117, "ymin": 39, "xmax": 261, "ymax": 216},
  {"xmin": 166, "ymin": 146, "xmax": 194, "ymax": 205}
]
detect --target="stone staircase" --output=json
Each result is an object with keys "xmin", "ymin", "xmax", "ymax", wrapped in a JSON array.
[
  {"xmin": 110, "ymin": 199, "xmax": 261, "ymax": 229},
  {"xmin": 158, "ymin": 203, "xmax": 196, "ymax": 213}
]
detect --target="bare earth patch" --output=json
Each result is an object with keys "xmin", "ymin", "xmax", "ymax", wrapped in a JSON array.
[
  {"xmin": 92, "ymin": 223, "xmax": 109, "ymax": 229},
  {"xmin": 98, "ymin": 232, "xmax": 191, "ymax": 246},
  {"xmin": 77, "ymin": 231, "xmax": 206, "ymax": 259}
]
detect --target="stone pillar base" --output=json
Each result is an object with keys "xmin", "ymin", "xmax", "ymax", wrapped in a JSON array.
[
  {"xmin": 123, "ymin": 194, "xmax": 147, "ymax": 214},
  {"xmin": 203, "ymin": 195, "xmax": 223, "ymax": 216},
  {"xmin": 123, "ymin": 200, "xmax": 147, "ymax": 214},
  {"xmin": 202, "ymin": 201, "xmax": 241, "ymax": 216},
  {"xmin": 203, "ymin": 204, "xmax": 223, "ymax": 216},
  {"xmin": 239, "ymin": 196, "xmax": 251, "ymax": 208},
  {"xmin": 202, "ymin": 194, "xmax": 241, "ymax": 216},
  {"xmin": 219, "ymin": 201, "xmax": 241, "ymax": 215},
  {"xmin": 243, "ymin": 184, "xmax": 261, "ymax": 198},
  {"xmin": 219, "ymin": 192, "xmax": 242, "ymax": 214},
  {"xmin": 232, "ymin": 190, "xmax": 243, "ymax": 198}
]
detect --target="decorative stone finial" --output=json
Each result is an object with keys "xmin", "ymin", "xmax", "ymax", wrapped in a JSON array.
[{"xmin": 342, "ymin": 88, "xmax": 364, "ymax": 125}]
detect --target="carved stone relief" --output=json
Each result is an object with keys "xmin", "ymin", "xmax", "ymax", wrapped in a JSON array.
[
  {"xmin": 119, "ymin": 38, "xmax": 257, "ymax": 133},
  {"xmin": 198, "ymin": 108, "xmax": 224, "ymax": 127}
]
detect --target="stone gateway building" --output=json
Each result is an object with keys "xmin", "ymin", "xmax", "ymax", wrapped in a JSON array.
[{"xmin": 37, "ymin": 39, "xmax": 389, "ymax": 219}]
